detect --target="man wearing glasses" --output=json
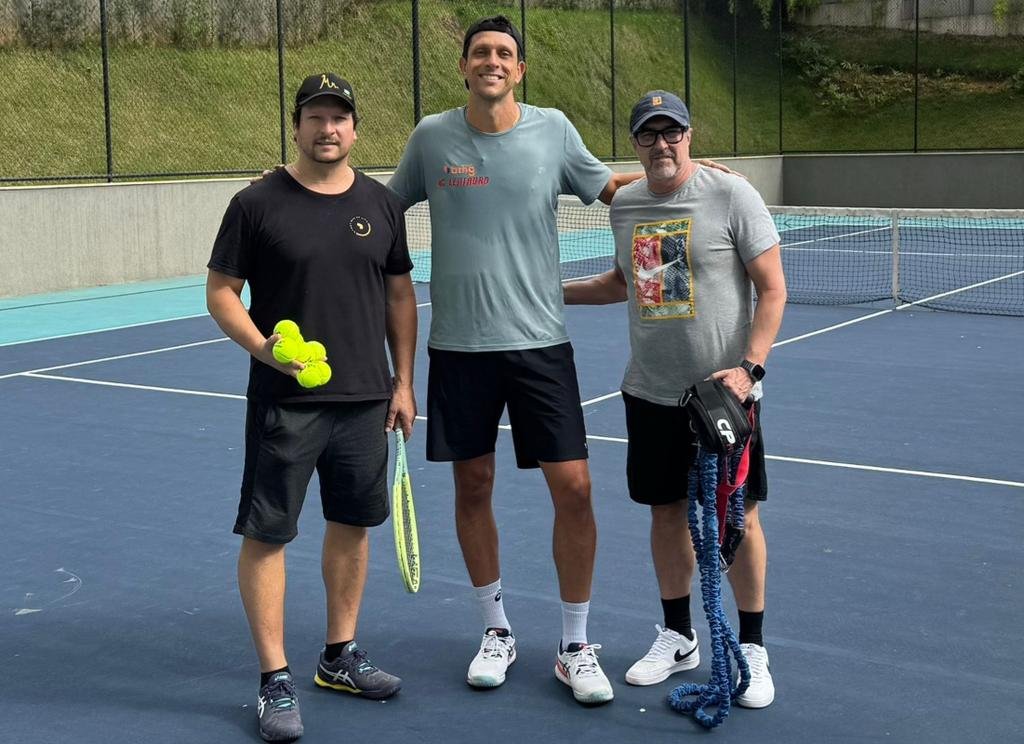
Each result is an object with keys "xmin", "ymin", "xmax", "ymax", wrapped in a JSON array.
[{"xmin": 564, "ymin": 90, "xmax": 786, "ymax": 708}]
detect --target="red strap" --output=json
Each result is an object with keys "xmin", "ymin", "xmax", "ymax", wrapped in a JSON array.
[{"xmin": 715, "ymin": 407, "xmax": 756, "ymax": 544}]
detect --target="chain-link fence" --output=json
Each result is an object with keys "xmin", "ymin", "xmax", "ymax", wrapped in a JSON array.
[{"xmin": 1, "ymin": 0, "xmax": 1022, "ymax": 183}]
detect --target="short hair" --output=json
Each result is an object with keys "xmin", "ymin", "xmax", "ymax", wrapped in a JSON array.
[{"xmin": 462, "ymin": 15, "xmax": 525, "ymax": 61}]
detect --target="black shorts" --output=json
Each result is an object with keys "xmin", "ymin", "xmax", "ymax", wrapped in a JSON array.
[
  {"xmin": 426, "ymin": 343, "xmax": 589, "ymax": 469},
  {"xmin": 622, "ymin": 390, "xmax": 767, "ymax": 506},
  {"xmin": 234, "ymin": 399, "xmax": 390, "ymax": 544}
]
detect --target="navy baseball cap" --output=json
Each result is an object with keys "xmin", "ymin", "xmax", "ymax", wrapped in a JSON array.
[
  {"xmin": 462, "ymin": 15, "xmax": 525, "ymax": 60},
  {"xmin": 295, "ymin": 73, "xmax": 356, "ymax": 112},
  {"xmin": 629, "ymin": 90, "xmax": 690, "ymax": 134}
]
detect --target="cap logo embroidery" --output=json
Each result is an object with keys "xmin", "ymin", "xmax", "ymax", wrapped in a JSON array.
[
  {"xmin": 320, "ymin": 74, "xmax": 339, "ymax": 90},
  {"xmin": 652, "ymin": 96, "xmax": 663, "ymax": 106}
]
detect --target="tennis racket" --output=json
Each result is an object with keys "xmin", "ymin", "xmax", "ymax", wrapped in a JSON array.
[{"xmin": 391, "ymin": 429, "xmax": 421, "ymax": 593}]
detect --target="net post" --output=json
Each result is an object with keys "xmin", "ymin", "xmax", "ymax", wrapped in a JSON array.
[{"xmin": 890, "ymin": 209, "xmax": 900, "ymax": 306}]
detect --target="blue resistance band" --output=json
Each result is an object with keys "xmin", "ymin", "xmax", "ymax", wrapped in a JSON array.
[{"xmin": 667, "ymin": 447, "xmax": 751, "ymax": 729}]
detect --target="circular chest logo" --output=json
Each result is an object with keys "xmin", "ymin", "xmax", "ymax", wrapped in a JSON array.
[{"xmin": 349, "ymin": 216, "xmax": 372, "ymax": 237}]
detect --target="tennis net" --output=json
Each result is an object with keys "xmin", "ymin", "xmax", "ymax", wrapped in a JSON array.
[{"xmin": 404, "ymin": 200, "xmax": 1024, "ymax": 316}]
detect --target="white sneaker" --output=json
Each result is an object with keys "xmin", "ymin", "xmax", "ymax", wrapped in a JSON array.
[
  {"xmin": 466, "ymin": 628, "xmax": 516, "ymax": 688},
  {"xmin": 554, "ymin": 643, "xmax": 614, "ymax": 704},
  {"xmin": 625, "ymin": 625, "xmax": 700, "ymax": 686},
  {"xmin": 735, "ymin": 643, "xmax": 775, "ymax": 708}
]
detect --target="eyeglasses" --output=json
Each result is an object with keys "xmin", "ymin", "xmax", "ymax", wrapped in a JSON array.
[{"xmin": 634, "ymin": 126, "xmax": 688, "ymax": 147}]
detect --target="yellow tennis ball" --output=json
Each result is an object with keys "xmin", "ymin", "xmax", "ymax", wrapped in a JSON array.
[
  {"xmin": 296, "ymin": 365, "xmax": 322, "ymax": 389},
  {"xmin": 317, "ymin": 361, "xmax": 332, "ymax": 384},
  {"xmin": 273, "ymin": 319, "xmax": 301, "ymax": 339},
  {"xmin": 272, "ymin": 337, "xmax": 299, "ymax": 363},
  {"xmin": 305, "ymin": 341, "xmax": 327, "ymax": 362}
]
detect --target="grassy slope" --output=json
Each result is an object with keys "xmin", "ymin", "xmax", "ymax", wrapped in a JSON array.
[{"xmin": 1, "ymin": 2, "xmax": 1022, "ymax": 181}]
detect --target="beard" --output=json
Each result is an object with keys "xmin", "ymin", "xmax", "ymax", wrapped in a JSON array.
[{"xmin": 647, "ymin": 155, "xmax": 681, "ymax": 181}]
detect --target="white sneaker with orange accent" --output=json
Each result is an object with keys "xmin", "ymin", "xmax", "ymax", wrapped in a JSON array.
[{"xmin": 554, "ymin": 642, "xmax": 614, "ymax": 704}]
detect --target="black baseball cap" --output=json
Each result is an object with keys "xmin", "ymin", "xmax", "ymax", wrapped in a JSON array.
[
  {"xmin": 462, "ymin": 15, "xmax": 525, "ymax": 60},
  {"xmin": 629, "ymin": 90, "xmax": 690, "ymax": 134},
  {"xmin": 295, "ymin": 73, "xmax": 356, "ymax": 112}
]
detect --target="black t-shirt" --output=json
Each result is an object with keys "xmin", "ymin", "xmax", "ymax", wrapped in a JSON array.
[{"xmin": 208, "ymin": 168, "xmax": 413, "ymax": 403}]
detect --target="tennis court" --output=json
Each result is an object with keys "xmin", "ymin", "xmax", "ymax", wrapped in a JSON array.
[{"xmin": 2, "ymin": 206, "xmax": 1022, "ymax": 743}]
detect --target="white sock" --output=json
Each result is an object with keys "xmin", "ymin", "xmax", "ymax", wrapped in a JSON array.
[
  {"xmin": 474, "ymin": 579, "xmax": 510, "ymax": 633},
  {"xmin": 561, "ymin": 600, "xmax": 589, "ymax": 648}
]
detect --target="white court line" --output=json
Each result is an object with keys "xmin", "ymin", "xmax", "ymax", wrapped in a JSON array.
[
  {"xmin": 16, "ymin": 371, "xmax": 1024, "ymax": 489},
  {"xmin": 23, "ymin": 372, "xmax": 246, "ymax": 400},
  {"xmin": 580, "ymin": 390, "xmax": 622, "ymax": 406},
  {"xmin": 0, "ymin": 311, "xmax": 212, "ymax": 348},
  {"xmin": 580, "ymin": 264, "xmax": 1021, "ymax": 401},
  {"xmin": 783, "ymin": 245, "xmax": 1021, "ymax": 260},
  {"xmin": 781, "ymin": 226, "xmax": 889, "ymax": 247},
  {"xmin": 0, "ymin": 301, "xmax": 434, "ymax": 349},
  {"xmin": 0, "ymin": 338, "xmax": 228, "ymax": 380},
  {"xmin": 774, "ymin": 267, "xmax": 1024, "ymax": 347},
  {"xmin": 765, "ymin": 455, "xmax": 1023, "ymax": 489},
  {"xmin": 0, "ymin": 301, "xmax": 436, "ymax": 379}
]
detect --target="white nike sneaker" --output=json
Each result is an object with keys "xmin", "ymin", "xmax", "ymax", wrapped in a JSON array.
[
  {"xmin": 466, "ymin": 628, "xmax": 516, "ymax": 688},
  {"xmin": 735, "ymin": 643, "xmax": 775, "ymax": 708},
  {"xmin": 554, "ymin": 642, "xmax": 614, "ymax": 704},
  {"xmin": 625, "ymin": 625, "xmax": 700, "ymax": 686}
]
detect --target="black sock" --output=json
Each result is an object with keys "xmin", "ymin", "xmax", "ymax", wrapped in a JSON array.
[
  {"xmin": 661, "ymin": 595, "xmax": 693, "ymax": 640},
  {"xmin": 260, "ymin": 665, "xmax": 290, "ymax": 688},
  {"xmin": 738, "ymin": 610, "xmax": 764, "ymax": 646},
  {"xmin": 324, "ymin": 640, "xmax": 353, "ymax": 662}
]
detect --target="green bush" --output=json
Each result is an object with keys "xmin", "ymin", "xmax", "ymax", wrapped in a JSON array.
[{"xmin": 1012, "ymin": 65, "xmax": 1024, "ymax": 95}]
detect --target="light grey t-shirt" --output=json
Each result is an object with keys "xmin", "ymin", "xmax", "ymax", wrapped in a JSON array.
[
  {"xmin": 611, "ymin": 167, "xmax": 780, "ymax": 405},
  {"xmin": 388, "ymin": 104, "xmax": 612, "ymax": 351}
]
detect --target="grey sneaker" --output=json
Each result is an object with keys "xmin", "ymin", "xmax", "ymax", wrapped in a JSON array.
[
  {"xmin": 313, "ymin": 642, "xmax": 402, "ymax": 700},
  {"xmin": 257, "ymin": 671, "xmax": 303, "ymax": 742}
]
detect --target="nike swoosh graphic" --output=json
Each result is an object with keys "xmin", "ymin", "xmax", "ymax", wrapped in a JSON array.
[
  {"xmin": 636, "ymin": 257, "xmax": 681, "ymax": 281},
  {"xmin": 674, "ymin": 646, "xmax": 697, "ymax": 663}
]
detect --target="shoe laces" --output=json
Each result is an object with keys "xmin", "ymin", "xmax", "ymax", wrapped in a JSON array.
[
  {"xmin": 741, "ymin": 644, "xmax": 769, "ymax": 680},
  {"xmin": 347, "ymin": 647, "xmax": 378, "ymax": 674},
  {"xmin": 566, "ymin": 643, "xmax": 603, "ymax": 677},
  {"xmin": 263, "ymin": 677, "xmax": 298, "ymax": 709},
  {"xmin": 642, "ymin": 624, "xmax": 680, "ymax": 661},
  {"xmin": 480, "ymin": 630, "xmax": 513, "ymax": 660}
]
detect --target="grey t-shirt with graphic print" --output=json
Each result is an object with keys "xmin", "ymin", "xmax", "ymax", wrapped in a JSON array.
[
  {"xmin": 388, "ymin": 104, "xmax": 611, "ymax": 352},
  {"xmin": 611, "ymin": 166, "xmax": 780, "ymax": 405}
]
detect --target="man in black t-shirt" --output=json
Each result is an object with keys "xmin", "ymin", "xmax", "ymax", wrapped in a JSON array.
[{"xmin": 207, "ymin": 73, "xmax": 417, "ymax": 742}]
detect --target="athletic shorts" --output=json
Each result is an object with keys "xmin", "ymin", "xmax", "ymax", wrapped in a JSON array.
[
  {"xmin": 234, "ymin": 399, "xmax": 390, "ymax": 543},
  {"xmin": 622, "ymin": 390, "xmax": 767, "ymax": 506},
  {"xmin": 426, "ymin": 343, "xmax": 589, "ymax": 469}
]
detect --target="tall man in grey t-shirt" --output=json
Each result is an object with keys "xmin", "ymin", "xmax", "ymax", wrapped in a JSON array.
[
  {"xmin": 564, "ymin": 91, "xmax": 787, "ymax": 708},
  {"xmin": 387, "ymin": 15, "xmax": 639, "ymax": 705}
]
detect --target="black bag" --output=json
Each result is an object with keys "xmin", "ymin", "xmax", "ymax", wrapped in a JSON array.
[{"xmin": 678, "ymin": 379, "xmax": 752, "ymax": 455}]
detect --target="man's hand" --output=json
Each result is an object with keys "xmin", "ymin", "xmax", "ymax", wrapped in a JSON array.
[
  {"xmin": 387, "ymin": 382, "xmax": 417, "ymax": 440},
  {"xmin": 249, "ymin": 164, "xmax": 285, "ymax": 185},
  {"xmin": 696, "ymin": 158, "xmax": 746, "ymax": 179},
  {"xmin": 710, "ymin": 366, "xmax": 754, "ymax": 402},
  {"xmin": 255, "ymin": 333, "xmax": 304, "ymax": 378}
]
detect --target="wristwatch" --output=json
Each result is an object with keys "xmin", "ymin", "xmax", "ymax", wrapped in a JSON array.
[{"xmin": 740, "ymin": 359, "xmax": 766, "ymax": 382}]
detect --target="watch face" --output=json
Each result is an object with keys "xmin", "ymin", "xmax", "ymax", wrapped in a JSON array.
[{"xmin": 742, "ymin": 360, "xmax": 765, "ymax": 381}]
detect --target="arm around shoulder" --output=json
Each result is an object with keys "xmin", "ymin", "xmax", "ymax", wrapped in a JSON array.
[
  {"xmin": 598, "ymin": 171, "xmax": 644, "ymax": 205},
  {"xmin": 563, "ymin": 266, "xmax": 628, "ymax": 305}
]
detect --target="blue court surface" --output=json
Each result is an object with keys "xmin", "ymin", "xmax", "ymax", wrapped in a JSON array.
[{"xmin": 2, "ymin": 276, "xmax": 1023, "ymax": 744}]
